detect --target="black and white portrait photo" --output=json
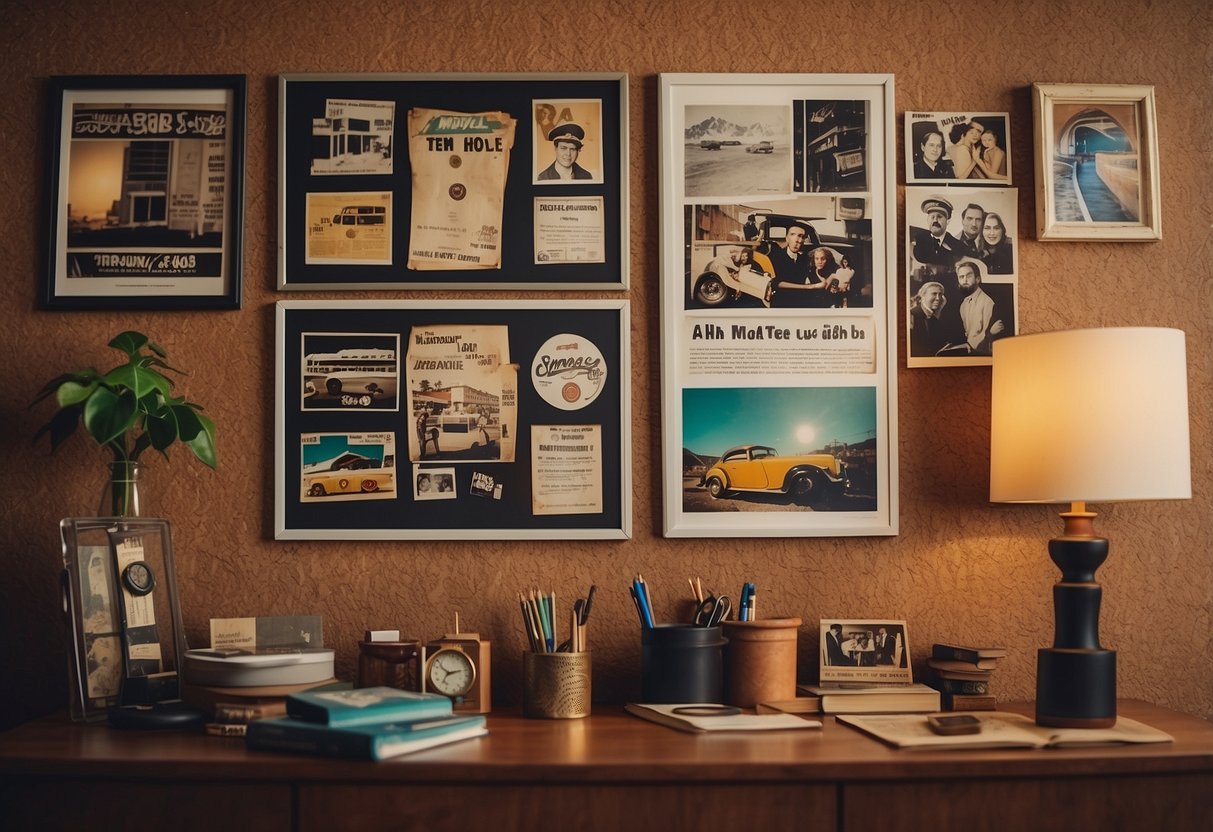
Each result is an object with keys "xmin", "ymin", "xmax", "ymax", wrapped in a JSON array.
[
  {"xmin": 533, "ymin": 98, "xmax": 604, "ymax": 185},
  {"xmin": 905, "ymin": 112, "xmax": 1011, "ymax": 185}
]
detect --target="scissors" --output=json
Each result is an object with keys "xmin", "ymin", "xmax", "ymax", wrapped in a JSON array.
[{"xmin": 693, "ymin": 594, "xmax": 731, "ymax": 627}]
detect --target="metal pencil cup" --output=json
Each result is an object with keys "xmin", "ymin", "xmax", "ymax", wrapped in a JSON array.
[
  {"xmin": 641, "ymin": 624, "xmax": 726, "ymax": 704},
  {"xmin": 523, "ymin": 651, "xmax": 591, "ymax": 719}
]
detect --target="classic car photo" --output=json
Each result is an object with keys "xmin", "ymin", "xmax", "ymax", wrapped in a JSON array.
[
  {"xmin": 687, "ymin": 208, "xmax": 864, "ymax": 309},
  {"xmin": 699, "ymin": 444, "xmax": 848, "ymax": 508},
  {"xmin": 302, "ymin": 451, "xmax": 395, "ymax": 497}
]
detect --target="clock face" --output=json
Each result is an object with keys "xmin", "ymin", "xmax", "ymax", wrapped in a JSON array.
[{"xmin": 427, "ymin": 648, "xmax": 475, "ymax": 697}]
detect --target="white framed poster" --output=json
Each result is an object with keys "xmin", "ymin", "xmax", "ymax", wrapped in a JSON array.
[{"xmin": 658, "ymin": 73, "xmax": 898, "ymax": 538}]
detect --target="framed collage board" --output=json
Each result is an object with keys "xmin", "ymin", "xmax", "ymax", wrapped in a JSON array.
[
  {"xmin": 275, "ymin": 300, "xmax": 631, "ymax": 540},
  {"xmin": 658, "ymin": 73, "xmax": 899, "ymax": 538},
  {"xmin": 278, "ymin": 73, "xmax": 628, "ymax": 290}
]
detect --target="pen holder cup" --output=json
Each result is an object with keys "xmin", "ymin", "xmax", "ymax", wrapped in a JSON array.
[
  {"xmin": 523, "ymin": 651, "xmax": 592, "ymax": 719},
  {"xmin": 722, "ymin": 618, "xmax": 802, "ymax": 708},
  {"xmin": 641, "ymin": 625, "xmax": 726, "ymax": 704}
]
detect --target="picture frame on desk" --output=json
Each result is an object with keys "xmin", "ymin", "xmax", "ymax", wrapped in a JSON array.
[
  {"xmin": 275, "ymin": 299, "xmax": 631, "ymax": 540},
  {"xmin": 819, "ymin": 619, "xmax": 912, "ymax": 685},
  {"xmin": 657, "ymin": 73, "xmax": 899, "ymax": 538},
  {"xmin": 277, "ymin": 72, "xmax": 629, "ymax": 291},
  {"xmin": 1032, "ymin": 83, "xmax": 1161, "ymax": 241},
  {"xmin": 40, "ymin": 74, "xmax": 246, "ymax": 310}
]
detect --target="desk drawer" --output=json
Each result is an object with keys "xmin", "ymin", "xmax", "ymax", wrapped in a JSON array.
[
  {"xmin": 300, "ymin": 782, "xmax": 836, "ymax": 831},
  {"xmin": 1, "ymin": 779, "xmax": 292, "ymax": 831}
]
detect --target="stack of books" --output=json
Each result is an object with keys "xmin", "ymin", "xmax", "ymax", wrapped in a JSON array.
[
  {"xmin": 245, "ymin": 686, "xmax": 488, "ymax": 761},
  {"xmin": 765, "ymin": 682, "xmax": 941, "ymax": 716},
  {"xmin": 181, "ymin": 678, "xmax": 345, "ymax": 737},
  {"xmin": 925, "ymin": 643, "xmax": 1008, "ymax": 710}
]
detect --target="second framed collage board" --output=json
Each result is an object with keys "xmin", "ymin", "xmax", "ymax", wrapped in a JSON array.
[
  {"xmin": 278, "ymin": 73, "xmax": 628, "ymax": 291},
  {"xmin": 658, "ymin": 74, "xmax": 899, "ymax": 538},
  {"xmin": 275, "ymin": 301, "xmax": 630, "ymax": 540}
]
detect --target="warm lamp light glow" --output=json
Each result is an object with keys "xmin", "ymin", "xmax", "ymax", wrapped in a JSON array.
[
  {"xmin": 989, "ymin": 326, "xmax": 1191, "ymax": 728},
  {"xmin": 990, "ymin": 327, "xmax": 1190, "ymax": 505}
]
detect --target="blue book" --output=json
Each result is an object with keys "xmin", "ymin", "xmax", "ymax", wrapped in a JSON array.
[
  {"xmin": 246, "ymin": 714, "xmax": 487, "ymax": 761},
  {"xmin": 286, "ymin": 686, "xmax": 452, "ymax": 727}
]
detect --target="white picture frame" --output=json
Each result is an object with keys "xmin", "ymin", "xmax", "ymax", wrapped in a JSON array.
[
  {"xmin": 1033, "ymin": 83, "xmax": 1161, "ymax": 241},
  {"xmin": 658, "ymin": 74, "xmax": 899, "ymax": 538}
]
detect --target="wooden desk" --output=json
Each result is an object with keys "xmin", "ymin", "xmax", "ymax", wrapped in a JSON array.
[{"xmin": 1, "ymin": 700, "xmax": 1210, "ymax": 831}]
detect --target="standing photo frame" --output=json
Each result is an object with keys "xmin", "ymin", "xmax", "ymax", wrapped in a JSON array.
[
  {"xmin": 1032, "ymin": 83, "xmax": 1161, "ymax": 241},
  {"xmin": 42, "ymin": 75, "xmax": 246, "ymax": 310},
  {"xmin": 275, "ymin": 300, "xmax": 631, "ymax": 540},
  {"xmin": 658, "ymin": 74, "xmax": 898, "ymax": 538},
  {"xmin": 278, "ymin": 73, "xmax": 629, "ymax": 291}
]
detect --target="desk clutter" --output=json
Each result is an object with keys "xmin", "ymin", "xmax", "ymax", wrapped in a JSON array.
[
  {"xmin": 245, "ymin": 687, "xmax": 487, "ymax": 761},
  {"xmin": 924, "ymin": 642, "xmax": 1007, "ymax": 711}
]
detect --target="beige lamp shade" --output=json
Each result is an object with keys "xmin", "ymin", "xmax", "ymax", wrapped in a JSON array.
[{"xmin": 990, "ymin": 327, "xmax": 1191, "ymax": 504}]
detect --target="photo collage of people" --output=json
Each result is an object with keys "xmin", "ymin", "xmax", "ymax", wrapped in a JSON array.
[
  {"xmin": 668, "ymin": 86, "xmax": 892, "ymax": 532},
  {"xmin": 905, "ymin": 112, "xmax": 1019, "ymax": 367}
]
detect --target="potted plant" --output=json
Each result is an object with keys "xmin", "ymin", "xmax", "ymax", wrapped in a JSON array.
[{"xmin": 31, "ymin": 331, "xmax": 217, "ymax": 516}]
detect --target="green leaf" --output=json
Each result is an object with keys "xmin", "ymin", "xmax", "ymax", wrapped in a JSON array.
[
  {"xmin": 170, "ymin": 403, "xmax": 204, "ymax": 441},
  {"xmin": 145, "ymin": 357, "xmax": 185, "ymax": 377},
  {"xmin": 32, "ymin": 405, "xmax": 83, "ymax": 451},
  {"xmin": 146, "ymin": 410, "xmax": 177, "ymax": 451},
  {"xmin": 29, "ymin": 370, "xmax": 99, "ymax": 407},
  {"xmin": 186, "ymin": 412, "xmax": 218, "ymax": 469},
  {"xmin": 104, "ymin": 363, "xmax": 173, "ymax": 400},
  {"xmin": 109, "ymin": 331, "xmax": 149, "ymax": 357},
  {"xmin": 56, "ymin": 379, "xmax": 99, "ymax": 407},
  {"xmin": 148, "ymin": 340, "xmax": 168, "ymax": 359},
  {"xmin": 83, "ymin": 387, "xmax": 137, "ymax": 447}
]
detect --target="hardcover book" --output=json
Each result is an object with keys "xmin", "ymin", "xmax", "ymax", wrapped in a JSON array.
[
  {"xmin": 927, "ymin": 678, "xmax": 990, "ymax": 695},
  {"xmin": 246, "ymin": 714, "xmax": 487, "ymax": 761},
  {"xmin": 931, "ymin": 643, "xmax": 1008, "ymax": 663},
  {"xmin": 924, "ymin": 661, "xmax": 992, "ymax": 681},
  {"xmin": 799, "ymin": 683, "xmax": 941, "ymax": 714},
  {"xmin": 837, "ymin": 712, "xmax": 1173, "ymax": 750},
  {"xmin": 941, "ymin": 693, "xmax": 996, "ymax": 711},
  {"xmin": 624, "ymin": 703, "xmax": 820, "ymax": 733},
  {"xmin": 927, "ymin": 656, "xmax": 1002, "ymax": 672},
  {"xmin": 287, "ymin": 686, "xmax": 452, "ymax": 727}
]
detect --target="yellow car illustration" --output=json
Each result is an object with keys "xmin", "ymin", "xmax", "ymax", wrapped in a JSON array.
[{"xmin": 701, "ymin": 444, "xmax": 848, "ymax": 508}]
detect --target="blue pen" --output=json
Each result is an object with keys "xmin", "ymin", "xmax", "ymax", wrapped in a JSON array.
[
  {"xmin": 633, "ymin": 576, "xmax": 655, "ymax": 629},
  {"xmin": 739, "ymin": 582, "xmax": 753, "ymax": 621}
]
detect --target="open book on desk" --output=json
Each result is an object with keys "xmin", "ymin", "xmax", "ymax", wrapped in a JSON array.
[
  {"xmin": 837, "ymin": 711, "xmax": 1174, "ymax": 750},
  {"xmin": 625, "ymin": 703, "xmax": 821, "ymax": 733}
]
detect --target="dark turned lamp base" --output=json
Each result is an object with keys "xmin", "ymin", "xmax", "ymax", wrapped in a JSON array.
[{"xmin": 1035, "ymin": 508, "xmax": 1116, "ymax": 729}]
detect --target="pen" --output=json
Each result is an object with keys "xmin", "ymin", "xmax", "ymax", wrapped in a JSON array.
[
  {"xmin": 581, "ymin": 584, "xmax": 597, "ymax": 625},
  {"xmin": 635, "ymin": 574, "xmax": 655, "ymax": 629}
]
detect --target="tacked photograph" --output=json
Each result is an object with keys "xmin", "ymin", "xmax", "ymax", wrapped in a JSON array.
[{"xmin": 795, "ymin": 100, "xmax": 868, "ymax": 192}]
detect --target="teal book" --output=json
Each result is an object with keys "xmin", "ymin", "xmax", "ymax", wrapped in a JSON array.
[
  {"xmin": 246, "ymin": 714, "xmax": 487, "ymax": 761},
  {"xmin": 286, "ymin": 686, "xmax": 452, "ymax": 727}
]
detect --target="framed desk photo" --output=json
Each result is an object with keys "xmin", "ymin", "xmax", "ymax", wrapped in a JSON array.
[
  {"xmin": 275, "ymin": 300, "xmax": 631, "ymax": 540},
  {"xmin": 278, "ymin": 73, "xmax": 629, "ymax": 291},
  {"xmin": 658, "ymin": 73, "xmax": 898, "ymax": 538},
  {"xmin": 1032, "ymin": 83, "xmax": 1161, "ymax": 241},
  {"xmin": 41, "ymin": 75, "xmax": 246, "ymax": 310}
]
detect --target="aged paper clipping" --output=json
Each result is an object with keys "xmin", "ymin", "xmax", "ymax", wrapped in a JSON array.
[
  {"xmin": 531, "ymin": 424, "xmax": 603, "ymax": 516},
  {"xmin": 407, "ymin": 108, "xmax": 516, "ymax": 270},
  {"xmin": 406, "ymin": 324, "xmax": 517, "ymax": 463}
]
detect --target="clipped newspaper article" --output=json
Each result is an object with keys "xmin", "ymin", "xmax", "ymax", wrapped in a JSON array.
[
  {"xmin": 406, "ymin": 324, "xmax": 517, "ymax": 463},
  {"xmin": 305, "ymin": 191, "xmax": 392, "ymax": 265},
  {"xmin": 682, "ymin": 316, "xmax": 877, "ymax": 378},
  {"xmin": 406, "ymin": 108, "xmax": 516, "ymax": 270},
  {"xmin": 531, "ymin": 424, "xmax": 603, "ymax": 516}
]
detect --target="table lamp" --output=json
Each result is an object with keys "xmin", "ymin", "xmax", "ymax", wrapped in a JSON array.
[{"xmin": 989, "ymin": 328, "xmax": 1190, "ymax": 728}]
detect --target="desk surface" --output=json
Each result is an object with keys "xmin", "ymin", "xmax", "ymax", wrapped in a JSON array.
[{"xmin": 1, "ymin": 699, "xmax": 1211, "ymax": 784}]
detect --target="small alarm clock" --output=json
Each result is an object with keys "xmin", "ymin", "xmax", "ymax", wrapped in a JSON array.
[{"xmin": 422, "ymin": 613, "xmax": 491, "ymax": 714}]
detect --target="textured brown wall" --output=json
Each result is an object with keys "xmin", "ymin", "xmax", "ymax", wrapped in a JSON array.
[{"xmin": 2, "ymin": 0, "xmax": 1210, "ymax": 727}]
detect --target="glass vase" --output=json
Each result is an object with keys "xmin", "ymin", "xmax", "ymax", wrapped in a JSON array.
[{"xmin": 98, "ymin": 460, "xmax": 145, "ymax": 518}]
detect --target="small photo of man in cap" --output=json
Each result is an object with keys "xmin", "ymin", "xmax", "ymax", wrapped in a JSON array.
[{"xmin": 533, "ymin": 99, "xmax": 602, "ymax": 184}]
